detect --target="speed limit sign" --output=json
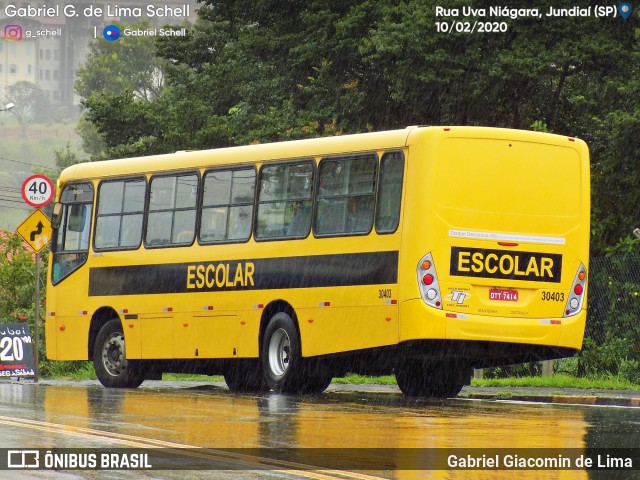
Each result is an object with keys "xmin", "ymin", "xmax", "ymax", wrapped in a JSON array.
[{"xmin": 22, "ymin": 174, "xmax": 54, "ymax": 208}]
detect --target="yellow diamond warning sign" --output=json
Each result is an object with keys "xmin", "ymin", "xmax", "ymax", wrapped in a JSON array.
[{"xmin": 16, "ymin": 210, "xmax": 52, "ymax": 253}]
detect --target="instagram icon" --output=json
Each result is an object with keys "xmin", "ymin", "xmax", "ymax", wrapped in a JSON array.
[{"xmin": 4, "ymin": 24, "xmax": 23, "ymax": 41}]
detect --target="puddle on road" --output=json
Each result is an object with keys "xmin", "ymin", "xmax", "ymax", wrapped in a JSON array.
[{"xmin": 3, "ymin": 382, "xmax": 636, "ymax": 479}]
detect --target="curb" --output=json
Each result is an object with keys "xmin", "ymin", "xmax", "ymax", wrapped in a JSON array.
[
  {"xmin": 461, "ymin": 392, "xmax": 640, "ymax": 407},
  {"xmin": 8, "ymin": 380, "xmax": 640, "ymax": 407}
]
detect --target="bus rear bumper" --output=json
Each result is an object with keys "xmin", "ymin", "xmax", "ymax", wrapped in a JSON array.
[{"xmin": 399, "ymin": 299, "xmax": 586, "ymax": 351}]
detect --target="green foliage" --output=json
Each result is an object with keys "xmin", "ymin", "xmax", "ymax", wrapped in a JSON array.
[
  {"xmin": 482, "ymin": 363, "xmax": 540, "ymax": 379},
  {"xmin": 619, "ymin": 360, "xmax": 640, "ymax": 385},
  {"xmin": 74, "ymin": 1, "xmax": 640, "ymax": 255},
  {"xmin": 54, "ymin": 142, "xmax": 82, "ymax": 170},
  {"xmin": 39, "ymin": 360, "xmax": 96, "ymax": 380},
  {"xmin": 580, "ymin": 255, "xmax": 640, "ymax": 382},
  {"xmin": 76, "ymin": 117, "xmax": 106, "ymax": 158},
  {"xmin": 472, "ymin": 374, "xmax": 640, "ymax": 391},
  {"xmin": 0, "ymin": 232, "xmax": 37, "ymax": 323},
  {"xmin": 75, "ymin": 21, "xmax": 169, "ymax": 160},
  {"xmin": 530, "ymin": 121, "xmax": 549, "ymax": 133},
  {"xmin": 332, "ymin": 374, "xmax": 397, "ymax": 385},
  {"xmin": 75, "ymin": 21, "xmax": 166, "ymax": 100},
  {"xmin": 7, "ymin": 81, "xmax": 53, "ymax": 132},
  {"xmin": 0, "ymin": 233, "xmax": 49, "ymax": 369}
]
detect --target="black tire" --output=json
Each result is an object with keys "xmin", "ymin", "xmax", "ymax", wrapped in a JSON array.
[
  {"xmin": 298, "ymin": 374, "xmax": 332, "ymax": 395},
  {"xmin": 261, "ymin": 311, "xmax": 331, "ymax": 394},
  {"xmin": 224, "ymin": 360, "xmax": 269, "ymax": 393},
  {"xmin": 395, "ymin": 360, "xmax": 469, "ymax": 398},
  {"xmin": 93, "ymin": 319, "xmax": 144, "ymax": 389}
]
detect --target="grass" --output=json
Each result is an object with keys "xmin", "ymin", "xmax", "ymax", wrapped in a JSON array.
[
  {"xmin": 332, "ymin": 374, "xmax": 397, "ymax": 385},
  {"xmin": 41, "ymin": 360, "xmax": 96, "ymax": 380},
  {"xmin": 162, "ymin": 374, "xmax": 223, "ymax": 381},
  {"xmin": 331, "ymin": 373, "xmax": 640, "ymax": 390},
  {"xmin": 471, "ymin": 374, "xmax": 640, "ymax": 391},
  {"xmin": 40, "ymin": 364, "xmax": 640, "ymax": 391}
]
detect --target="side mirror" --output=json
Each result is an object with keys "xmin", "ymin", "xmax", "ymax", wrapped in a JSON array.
[{"xmin": 51, "ymin": 202, "xmax": 63, "ymax": 229}]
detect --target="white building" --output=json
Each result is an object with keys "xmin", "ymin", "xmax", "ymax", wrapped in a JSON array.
[{"xmin": 0, "ymin": 0, "xmax": 197, "ymax": 112}]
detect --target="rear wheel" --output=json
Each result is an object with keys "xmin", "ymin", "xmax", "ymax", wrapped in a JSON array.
[
  {"xmin": 93, "ymin": 319, "xmax": 144, "ymax": 389},
  {"xmin": 224, "ymin": 360, "xmax": 269, "ymax": 393},
  {"xmin": 262, "ymin": 311, "xmax": 331, "ymax": 394},
  {"xmin": 395, "ymin": 360, "xmax": 469, "ymax": 398}
]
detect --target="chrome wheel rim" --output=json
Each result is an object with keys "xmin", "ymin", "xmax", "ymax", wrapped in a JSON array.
[
  {"xmin": 101, "ymin": 332, "xmax": 127, "ymax": 377},
  {"xmin": 268, "ymin": 328, "xmax": 290, "ymax": 377}
]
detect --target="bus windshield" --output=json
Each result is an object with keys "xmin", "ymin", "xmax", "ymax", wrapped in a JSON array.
[{"xmin": 51, "ymin": 183, "xmax": 94, "ymax": 284}]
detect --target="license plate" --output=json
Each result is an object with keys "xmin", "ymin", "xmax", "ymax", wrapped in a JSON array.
[{"xmin": 489, "ymin": 289, "xmax": 519, "ymax": 301}]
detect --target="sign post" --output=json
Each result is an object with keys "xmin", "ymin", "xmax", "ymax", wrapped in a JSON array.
[{"xmin": 16, "ymin": 175, "xmax": 55, "ymax": 381}]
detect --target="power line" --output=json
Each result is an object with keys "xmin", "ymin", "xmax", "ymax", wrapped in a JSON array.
[
  {"xmin": 0, "ymin": 202, "xmax": 30, "ymax": 211},
  {"xmin": 0, "ymin": 195, "xmax": 23, "ymax": 202},
  {"xmin": 0, "ymin": 154, "xmax": 55, "ymax": 170}
]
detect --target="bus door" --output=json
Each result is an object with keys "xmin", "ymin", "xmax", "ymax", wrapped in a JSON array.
[{"xmin": 48, "ymin": 182, "xmax": 94, "ymax": 359}]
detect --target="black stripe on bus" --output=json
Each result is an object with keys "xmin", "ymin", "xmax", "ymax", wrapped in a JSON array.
[{"xmin": 88, "ymin": 251, "xmax": 399, "ymax": 296}]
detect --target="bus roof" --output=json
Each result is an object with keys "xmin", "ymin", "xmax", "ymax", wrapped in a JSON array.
[
  {"xmin": 59, "ymin": 127, "xmax": 416, "ymax": 184},
  {"xmin": 58, "ymin": 126, "xmax": 586, "ymax": 184}
]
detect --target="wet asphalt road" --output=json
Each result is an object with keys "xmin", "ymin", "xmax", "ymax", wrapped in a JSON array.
[{"xmin": 0, "ymin": 379, "xmax": 639, "ymax": 479}]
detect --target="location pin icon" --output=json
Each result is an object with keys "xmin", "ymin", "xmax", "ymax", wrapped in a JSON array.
[{"xmin": 619, "ymin": 2, "xmax": 632, "ymax": 20}]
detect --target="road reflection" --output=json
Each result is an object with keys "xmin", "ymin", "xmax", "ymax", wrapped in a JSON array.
[
  {"xmin": 38, "ymin": 385, "xmax": 588, "ymax": 448},
  {"xmin": 1, "ymin": 381, "xmax": 637, "ymax": 479}
]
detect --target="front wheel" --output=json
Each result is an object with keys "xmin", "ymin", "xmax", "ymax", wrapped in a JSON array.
[
  {"xmin": 93, "ymin": 319, "xmax": 144, "ymax": 389},
  {"xmin": 395, "ymin": 360, "xmax": 469, "ymax": 398},
  {"xmin": 261, "ymin": 311, "xmax": 330, "ymax": 394}
]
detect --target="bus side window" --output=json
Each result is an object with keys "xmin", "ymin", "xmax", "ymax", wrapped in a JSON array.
[
  {"xmin": 316, "ymin": 199, "xmax": 344, "ymax": 234},
  {"xmin": 286, "ymin": 201, "xmax": 312, "ymax": 236},
  {"xmin": 201, "ymin": 167, "xmax": 255, "ymax": 243},
  {"xmin": 146, "ymin": 173, "xmax": 198, "ymax": 247},
  {"xmin": 315, "ymin": 154, "xmax": 376, "ymax": 236},
  {"xmin": 376, "ymin": 151, "xmax": 404, "ymax": 234},
  {"xmin": 95, "ymin": 178, "xmax": 145, "ymax": 250},
  {"xmin": 256, "ymin": 161, "xmax": 313, "ymax": 240}
]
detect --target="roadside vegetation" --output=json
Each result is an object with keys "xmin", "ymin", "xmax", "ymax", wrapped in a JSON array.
[
  {"xmin": 471, "ymin": 375, "xmax": 640, "ymax": 391},
  {"xmin": 40, "ymin": 366, "xmax": 640, "ymax": 392}
]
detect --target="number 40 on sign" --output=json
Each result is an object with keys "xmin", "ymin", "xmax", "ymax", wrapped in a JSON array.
[{"xmin": 21, "ymin": 174, "xmax": 54, "ymax": 208}]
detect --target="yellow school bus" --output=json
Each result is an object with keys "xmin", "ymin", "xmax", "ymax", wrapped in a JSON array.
[{"xmin": 45, "ymin": 126, "xmax": 590, "ymax": 396}]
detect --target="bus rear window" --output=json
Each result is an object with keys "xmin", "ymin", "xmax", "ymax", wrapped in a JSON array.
[{"xmin": 437, "ymin": 139, "xmax": 581, "ymax": 218}]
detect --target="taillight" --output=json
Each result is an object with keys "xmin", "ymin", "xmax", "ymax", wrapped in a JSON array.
[
  {"xmin": 417, "ymin": 253, "xmax": 442, "ymax": 309},
  {"xmin": 564, "ymin": 263, "xmax": 587, "ymax": 317}
]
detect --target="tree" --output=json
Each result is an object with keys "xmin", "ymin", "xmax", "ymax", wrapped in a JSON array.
[
  {"xmin": 75, "ymin": 21, "xmax": 166, "ymax": 101},
  {"xmin": 0, "ymin": 231, "xmax": 36, "ymax": 323},
  {"xmin": 6, "ymin": 81, "xmax": 51, "ymax": 137},
  {"xmin": 75, "ymin": 21, "xmax": 168, "ymax": 160},
  {"xmin": 78, "ymin": 0, "xmax": 640, "ymax": 254}
]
